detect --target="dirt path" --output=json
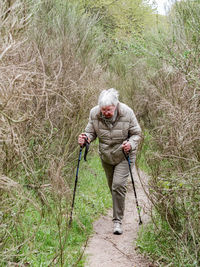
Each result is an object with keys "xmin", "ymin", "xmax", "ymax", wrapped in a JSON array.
[{"xmin": 84, "ymin": 168, "xmax": 152, "ymax": 267}]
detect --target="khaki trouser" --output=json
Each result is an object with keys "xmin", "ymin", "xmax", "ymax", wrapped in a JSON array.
[{"xmin": 101, "ymin": 158, "xmax": 134, "ymax": 223}]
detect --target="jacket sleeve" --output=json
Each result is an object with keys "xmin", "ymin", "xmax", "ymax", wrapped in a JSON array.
[
  {"xmin": 128, "ymin": 110, "xmax": 142, "ymax": 152},
  {"xmin": 85, "ymin": 110, "xmax": 97, "ymax": 142}
]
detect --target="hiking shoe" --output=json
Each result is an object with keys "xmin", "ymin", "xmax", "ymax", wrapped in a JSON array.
[{"xmin": 113, "ymin": 222, "xmax": 123, "ymax": 235}]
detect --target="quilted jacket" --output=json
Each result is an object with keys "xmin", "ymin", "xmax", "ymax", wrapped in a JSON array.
[{"xmin": 85, "ymin": 102, "xmax": 142, "ymax": 165}]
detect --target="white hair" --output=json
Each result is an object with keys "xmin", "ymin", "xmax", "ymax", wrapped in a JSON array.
[{"xmin": 98, "ymin": 88, "xmax": 119, "ymax": 108}]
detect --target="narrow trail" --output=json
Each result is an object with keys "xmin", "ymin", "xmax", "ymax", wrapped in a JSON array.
[{"xmin": 84, "ymin": 168, "xmax": 152, "ymax": 267}]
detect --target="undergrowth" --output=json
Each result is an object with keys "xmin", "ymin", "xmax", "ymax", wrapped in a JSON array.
[
  {"xmin": 1, "ymin": 149, "xmax": 111, "ymax": 266},
  {"xmin": 137, "ymin": 214, "xmax": 199, "ymax": 267}
]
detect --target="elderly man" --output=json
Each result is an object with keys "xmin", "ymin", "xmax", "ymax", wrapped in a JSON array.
[{"xmin": 78, "ymin": 88, "xmax": 141, "ymax": 234}]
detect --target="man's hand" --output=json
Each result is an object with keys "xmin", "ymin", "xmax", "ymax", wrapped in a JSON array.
[
  {"xmin": 122, "ymin": 140, "xmax": 132, "ymax": 154},
  {"xmin": 78, "ymin": 133, "xmax": 90, "ymax": 146}
]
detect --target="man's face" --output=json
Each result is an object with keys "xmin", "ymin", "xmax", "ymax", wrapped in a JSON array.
[{"xmin": 100, "ymin": 105, "xmax": 116, "ymax": 118}]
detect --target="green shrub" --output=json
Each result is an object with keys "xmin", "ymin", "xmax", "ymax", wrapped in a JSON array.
[{"xmin": 133, "ymin": 1, "xmax": 200, "ymax": 265}]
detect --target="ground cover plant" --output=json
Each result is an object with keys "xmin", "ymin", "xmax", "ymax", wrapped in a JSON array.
[{"xmin": 1, "ymin": 149, "xmax": 111, "ymax": 266}]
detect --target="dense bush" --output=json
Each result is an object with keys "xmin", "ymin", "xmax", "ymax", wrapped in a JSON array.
[
  {"xmin": 0, "ymin": 0, "xmax": 105, "ymax": 264},
  {"xmin": 126, "ymin": 1, "xmax": 200, "ymax": 265}
]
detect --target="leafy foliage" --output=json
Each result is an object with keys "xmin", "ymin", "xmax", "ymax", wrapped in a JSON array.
[{"xmin": 78, "ymin": 0, "xmax": 156, "ymax": 42}]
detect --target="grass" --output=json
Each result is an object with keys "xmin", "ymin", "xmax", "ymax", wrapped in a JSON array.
[
  {"xmin": 1, "ymin": 151, "xmax": 111, "ymax": 266},
  {"xmin": 136, "ymin": 216, "xmax": 199, "ymax": 267},
  {"xmin": 136, "ymin": 132, "xmax": 200, "ymax": 267},
  {"xmin": 137, "ymin": 130, "xmax": 152, "ymax": 174}
]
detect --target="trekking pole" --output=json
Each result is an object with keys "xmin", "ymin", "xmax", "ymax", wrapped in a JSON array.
[
  {"xmin": 123, "ymin": 151, "xmax": 143, "ymax": 225},
  {"xmin": 69, "ymin": 146, "xmax": 83, "ymax": 226},
  {"xmin": 69, "ymin": 137, "xmax": 90, "ymax": 226}
]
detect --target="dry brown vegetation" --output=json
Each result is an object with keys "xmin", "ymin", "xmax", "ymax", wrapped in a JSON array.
[
  {"xmin": 124, "ymin": 2, "xmax": 199, "ymax": 264},
  {"xmin": 104, "ymin": 1, "xmax": 199, "ymax": 265},
  {"xmin": 0, "ymin": 0, "xmax": 105, "ymax": 264}
]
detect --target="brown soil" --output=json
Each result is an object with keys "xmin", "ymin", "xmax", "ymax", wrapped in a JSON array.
[{"xmin": 84, "ymin": 168, "xmax": 152, "ymax": 267}]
